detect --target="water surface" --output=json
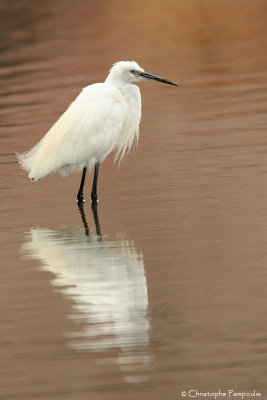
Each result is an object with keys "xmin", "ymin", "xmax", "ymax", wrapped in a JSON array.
[{"xmin": 1, "ymin": 1, "xmax": 267, "ymax": 399}]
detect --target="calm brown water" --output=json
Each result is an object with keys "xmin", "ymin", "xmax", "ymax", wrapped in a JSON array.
[{"xmin": 1, "ymin": 1, "xmax": 267, "ymax": 399}]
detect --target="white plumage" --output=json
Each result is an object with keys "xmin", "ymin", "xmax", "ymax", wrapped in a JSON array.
[{"xmin": 16, "ymin": 60, "xmax": 176, "ymax": 202}]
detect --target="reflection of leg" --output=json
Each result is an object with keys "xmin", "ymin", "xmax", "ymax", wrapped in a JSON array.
[
  {"xmin": 77, "ymin": 167, "xmax": 87, "ymax": 203},
  {"xmin": 91, "ymin": 203, "xmax": 102, "ymax": 239},
  {"xmin": 91, "ymin": 162, "xmax": 100, "ymax": 204},
  {"xmin": 77, "ymin": 202, "xmax": 89, "ymax": 236}
]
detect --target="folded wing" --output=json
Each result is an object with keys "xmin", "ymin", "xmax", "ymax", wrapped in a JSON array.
[{"xmin": 17, "ymin": 83, "xmax": 126, "ymax": 180}]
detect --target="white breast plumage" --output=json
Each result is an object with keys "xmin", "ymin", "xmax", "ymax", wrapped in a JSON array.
[{"xmin": 115, "ymin": 83, "xmax": 141, "ymax": 162}]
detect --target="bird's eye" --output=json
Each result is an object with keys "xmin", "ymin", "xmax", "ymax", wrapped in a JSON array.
[{"xmin": 130, "ymin": 69, "xmax": 136, "ymax": 74}]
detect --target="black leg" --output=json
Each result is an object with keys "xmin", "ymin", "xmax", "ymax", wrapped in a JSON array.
[
  {"xmin": 91, "ymin": 162, "xmax": 100, "ymax": 204},
  {"xmin": 77, "ymin": 202, "xmax": 89, "ymax": 236},
  {"xmin": 91, "ymin": 203, "xmax": 102, "ymax": 239},
  {"xmin": 77, "ymin": 199, "xmax": 102, "ymax": 239},
  {"xmin": 77, "ymin": 167, "xmax": 87, "ymax": 203}
]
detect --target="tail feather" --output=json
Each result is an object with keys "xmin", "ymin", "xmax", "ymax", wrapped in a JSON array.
[{"xmin": 16, "ymin": 140, "xmax": 45, "ymax": 181}]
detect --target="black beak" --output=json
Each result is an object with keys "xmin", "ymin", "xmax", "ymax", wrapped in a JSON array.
[{"xmin": 139, "ymin": 71, "xmax": 177, "ymax": 86}]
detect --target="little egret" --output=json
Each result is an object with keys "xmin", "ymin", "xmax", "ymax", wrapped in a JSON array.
[{"xmin": 17, "ymin": 61, "xmax": 177, "ymax": 203}]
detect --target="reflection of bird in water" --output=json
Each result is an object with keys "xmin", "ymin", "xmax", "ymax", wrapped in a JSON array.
[{"xmin": 22, "ymin": 204, "xmax": 150, "ymax": 384}]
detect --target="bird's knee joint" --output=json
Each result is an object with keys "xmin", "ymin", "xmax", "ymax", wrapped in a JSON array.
[
  {"xmin": 77, "ymin": 196, "xmax": 85, "ymax": 203},
  {"xmin": 91, "ymin": 193, "xmax": 98, "ymax": 204}
]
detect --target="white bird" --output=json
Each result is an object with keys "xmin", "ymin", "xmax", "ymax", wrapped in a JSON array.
[{"xmin": 17, "ymin": 61, "xmax": 177, "ymax": 203}]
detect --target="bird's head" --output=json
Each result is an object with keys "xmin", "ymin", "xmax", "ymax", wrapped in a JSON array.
[{"xmin": 106, "ymin": 61, "xmax": 177, "ymax": 86}]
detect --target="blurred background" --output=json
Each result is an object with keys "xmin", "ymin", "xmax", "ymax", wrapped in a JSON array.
[{"xmin": 1, "ymin": 0, "xmax": 267, "ymax": 399}]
